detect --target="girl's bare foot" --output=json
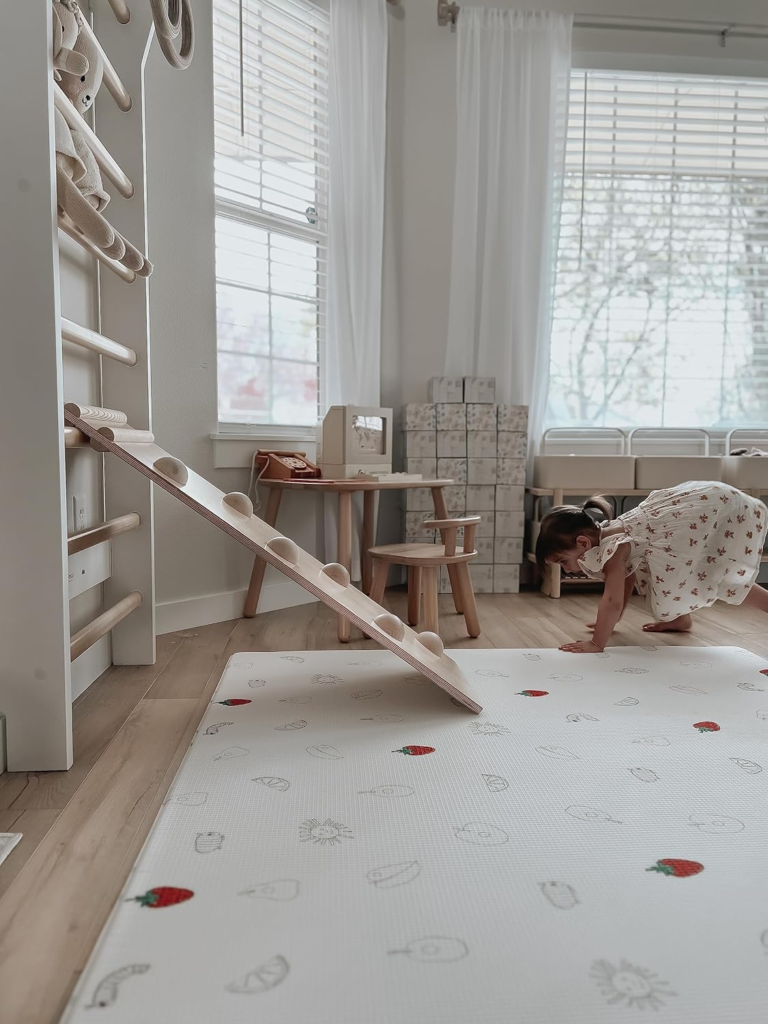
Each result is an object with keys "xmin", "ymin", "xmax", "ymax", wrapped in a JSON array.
[{"xmin": 642, "ymin": 614, "xmax": 692, "ymax": 633}]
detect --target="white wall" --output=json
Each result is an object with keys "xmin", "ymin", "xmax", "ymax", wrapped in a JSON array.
[
  {"xmin": 388, "ymin": 0, "xmax": 768, "ymax": 409},
  {"xmin": 145, "ymin": 0, "xmax": 319, "ymax": 632}
]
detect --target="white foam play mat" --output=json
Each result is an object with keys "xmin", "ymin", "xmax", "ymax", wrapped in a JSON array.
[{"xmin": 61, "ymin": 646, "xmax": 768, "ymax": 1023}]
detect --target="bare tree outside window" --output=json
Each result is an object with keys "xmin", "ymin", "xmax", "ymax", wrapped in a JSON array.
[{"xmin": 549, "ymin": 71, "xmax": 768, "ymax": 429}]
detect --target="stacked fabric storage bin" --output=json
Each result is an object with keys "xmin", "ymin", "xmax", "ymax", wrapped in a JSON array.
[{"xmin": 402, "ymin": 377, "xmax": 527, "ymax": 594}]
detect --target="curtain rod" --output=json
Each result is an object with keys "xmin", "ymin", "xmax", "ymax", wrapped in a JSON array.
[{"xmin": 435, "ymin": 2, "xmax": 768, "ymax": 41}]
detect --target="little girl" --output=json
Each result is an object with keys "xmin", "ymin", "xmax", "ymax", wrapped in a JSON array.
[{"xmin": 535, "ymin": 481, "xmax": 767, "ymax": 653}]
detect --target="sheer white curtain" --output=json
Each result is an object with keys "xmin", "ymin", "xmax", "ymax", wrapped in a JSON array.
[
  {"xmin": 324, "ymin": 0, "xmax": 388, "ymax": 576},
  {"xmin": 444, "ymin": 9, "xmax": 572, "ymax": 456}
]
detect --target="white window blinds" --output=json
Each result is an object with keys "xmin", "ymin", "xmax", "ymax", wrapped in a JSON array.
[
  {"xmin": 549, "ymin": 70, "xmax": 768, "ymax": 429},
  {"xmin": 213, "ymin": 0, "xmax": 328, "ymax": 426}
]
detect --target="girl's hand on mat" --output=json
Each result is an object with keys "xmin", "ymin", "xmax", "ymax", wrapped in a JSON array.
[{"xmin": 559, "ymin": 640, "xmax": 604, "ymax": 654}]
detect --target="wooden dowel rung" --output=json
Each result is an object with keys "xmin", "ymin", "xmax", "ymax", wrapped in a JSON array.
[
  {"xmin": 61, "ymin": 318, "xmax": 137, "ymax": 366},
  {"xmin": 58, "ymin": 214, "xmax": 136, "ymax": 283},
  {"xmin": 53, "ymin": 83, "xmax": 134, "ymax": 199},
  {"xmin": 64, "ymin": 404, "xmax": 128, "ymax": 425},
  {"xmin": 107, "ymin": 0, "xmax": 131, "ymax": 24},
  {"xmin": 67, "ymin": 512, "xmax": 141, "ymax": 555},
  {"xmin": 76, "ymin": 17, "xmax": 132, "ymax": 112},
  {"xmin": 64, "ymin": 425, "xmax": 90, "ymax": 448},
  {"xmin": 97, "ymin": 426, "xmax": 153, "ymax": 443},
  {"xmin": 70, "ymin": 591, "xmax": 143, "ymax": 661}
]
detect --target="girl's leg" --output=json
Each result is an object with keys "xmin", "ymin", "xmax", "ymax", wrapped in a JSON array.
[
  {"xmin": 743, "ymin": 584, "xmax": 768, "ymax": 614},
  {"xmin": 643, "ymin": 614, "xmax": 693, "ymax": 633}
]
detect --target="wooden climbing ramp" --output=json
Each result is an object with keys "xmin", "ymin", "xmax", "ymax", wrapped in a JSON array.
[{"xmin": 64, "ymin": 407, "xmax": 483, "ymax": 712}]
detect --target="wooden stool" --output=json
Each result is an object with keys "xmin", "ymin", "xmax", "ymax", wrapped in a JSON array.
[{"xmin": 368, "ymin": 516, "xmax": 482, "ymax": 638}]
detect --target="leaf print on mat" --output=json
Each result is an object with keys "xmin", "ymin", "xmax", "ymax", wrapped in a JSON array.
[
  {"xmin": 274, "ymin": 720, "xmax": 307, "ymax": 731},
  {"xmin": 279, "ymin": 696, "xmax": 312, "ymax": 704},
  {"xmin": 213, "ymin": 746, "xmax": 250, "ymax": 760},
  {"xmin": 204, "ymin": 722, "xmax": 233, "ymax": 735},
  {"xmin": 359, "ymin": 784, "xmax": 414, "ymax": 797},
  {"xmin": 85, "ymin": 965, "xmax": 150, "ymax": 1009},
  {"xmin": 252, "ymin": 776, "xmax": 291, "ymax": 791},
  {"xmin": 455, "ymin": 822, "xmax": 508, "ymax": 845},
  {"xmin": 172, "ymin": 791, "xmax": 208, "ymax": 806},
  {"xmin": 482, "ymin": 774, "xmax": 509, "ymax": 792},
  {"xmin": 536, "ymin": 746, "xmax": 579, "ymax": 760},
  {"xmin": 226, "ymin": 955, "xmax": 290, "ymax": 993},
  {"xmin": 565, "ymin": 713, "xmax": 599, "ymax": 722},
  {"xmin": 730, "ymin": 757, "xmax": 762, "ymax": 774},
  {"xmin": 281, "ymin": 655, "xmax": 305, "ymax": 663},
  {"xmin": 615, "ymin": 697, "xmax": 639, "ymax": 706},
  {"xmin": 629, "ymin": 768, "xmax": 659, "ymax": 783},
  {"xmin": 688, "ymin": 813, "xmax": 744, "ymax": 834},
  {"xmin": 632, "ymin": 735, "xmax": 670, "ymax": 746},
  {"xmin": 388, "ymin": 937, "xmax": 468, "ymax": 963},
  {"xmin": 367, "ymin": 861, "xmax": 421, "ymax": 888},
  {"xmin": 361, "ymin": 715, "xmax": 404, "ymax": 723},
  {"xmin": 240, "ymin": 879, "xmax": 300, "ymax": 901},
  {"xmin": 247, "ymin": 679, "xmax": 266, "ymax": 689},
  {"xmin": 306, "ymin": 745, "xmax": 344, "ymax": 759},
  {"xmin": 540, "ymin": 882, "xmax": 579, "ymax": 909},
  {"xmin": 566, "ymin": 805, "xmax": 622, "ymax": 824},
  {"xmin": 475, "ymin": 669, "xmax": 510, "ymax": 678},
  {"xmin": 614, "ymin": 667, "xmax": 649, "ymax": 675},
  {"xmin": 352, "ymin": 688, "xmax": 383, "ymax": 700}
]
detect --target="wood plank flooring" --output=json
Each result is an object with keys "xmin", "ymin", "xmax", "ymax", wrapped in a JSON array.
[{"xmin": 0, "ymin": 591, "xmax": 765, "ymax": 1024}]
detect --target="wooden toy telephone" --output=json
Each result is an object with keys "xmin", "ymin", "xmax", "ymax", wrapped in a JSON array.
[{"xmin": 254, "ymin": 450, "xmax": 321, "ymax": 481}]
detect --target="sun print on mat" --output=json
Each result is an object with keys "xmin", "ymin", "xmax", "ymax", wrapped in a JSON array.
[{"xmin": 590, "ymin": 959, "xmax": 676, "ymax": 1010}]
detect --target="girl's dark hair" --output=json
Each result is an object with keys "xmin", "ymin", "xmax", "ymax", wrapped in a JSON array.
[{"xmin": 535, "ymin": 495, "xmax": 614, "ymax": 570}]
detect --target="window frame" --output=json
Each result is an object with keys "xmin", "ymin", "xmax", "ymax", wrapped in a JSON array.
[{"xmin": 212, "ymin": 0, "xmax": 329, "ymax": 435}]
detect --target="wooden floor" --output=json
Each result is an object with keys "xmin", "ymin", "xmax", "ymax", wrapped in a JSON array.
[{"xmin": 1, "ymin": 589, "xmax": 766, "ymax": 1024}]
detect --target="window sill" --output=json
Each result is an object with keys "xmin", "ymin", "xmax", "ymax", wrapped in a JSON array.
[{"xmin": 211, "ymin": 426, "xmax": 318, "ymax": 470}]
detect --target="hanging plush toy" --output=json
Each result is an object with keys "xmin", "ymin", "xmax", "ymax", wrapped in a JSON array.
[
  {"xmin": 52, "ymin": 1, "xmax": 89, "ymax": 81},
  {"xmin": 54, "ymin": 108, "xmax": 125, "ymax": 259},
  {"xmin": 70, "ymin": 131, "xmax": 153, "ymax": 277},
  {"xmin": 58, "ymin": 7, "xmax": 104, "ymax": 113}
]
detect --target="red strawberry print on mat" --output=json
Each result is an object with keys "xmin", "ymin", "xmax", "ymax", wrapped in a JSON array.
[
  {"xmin": 392, "ymin": 745, "xmax": 435, "ymax": 756},
  {"xmin": 693, "ymin": 721, "xmax": 720, "ymax": 733},
  {"xmin": 516, "ymin": 690, "xmax": 549, "ymax": 697},
  {"xmin": 128, "ymin": 887, "xmax": 194, "ymax": 909},
  {"xmin": 216, "ymin": 698, "xmax": 251, "ymax": 707},
  {"xmin": 760, "ymin": 669, "xmax": 768, "ymax": 677},
  {"xmin": 647, "ymin": 859, "xmax": 704, "ymax": 878}
]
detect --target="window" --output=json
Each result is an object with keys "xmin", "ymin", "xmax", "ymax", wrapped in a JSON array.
[
  {"xmin": 213, "ymin": 0, "xmax": 328, "ymax": 427},
  {"xmin": 549, "ymin": 70, "xmax": 768, "ymax": 429}
]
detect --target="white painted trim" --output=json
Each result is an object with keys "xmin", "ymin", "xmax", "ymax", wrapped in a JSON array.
[
  {"xmin": 71, "ymin": 636, "xmax": 111, "ymax": 701},
  {"xmin": 156, "ymin": 581, "xmax": 318, "ymax": 635}
]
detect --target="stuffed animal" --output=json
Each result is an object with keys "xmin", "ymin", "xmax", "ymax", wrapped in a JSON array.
[
  {"xmin": 54, "ymin": 108, "xmax": 125, "ymax": 258},
  {"xmin": 58, "ymin": 8, "xmax": 103, "ymax": 113},
  {"xmin": 52, "ymin": 1, "xmax": 89, "ymax": 81},
  {"xmin": 70, "ymin": 131, "xmax": 153, "ymax": 277}
]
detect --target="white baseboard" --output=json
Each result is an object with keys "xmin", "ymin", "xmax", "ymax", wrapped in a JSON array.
[
  {"xmin": 156, "ymin": 581, "xmax": 318, "ymax": 635},
  {"xmin": 71, "ymin": 635, "xmax": 111, "ymax": 701}
]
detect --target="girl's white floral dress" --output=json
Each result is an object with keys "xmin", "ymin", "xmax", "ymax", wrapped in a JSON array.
[{"xmin": 578, "ymin": 482, "xmax": 764, "ymax": 621}]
